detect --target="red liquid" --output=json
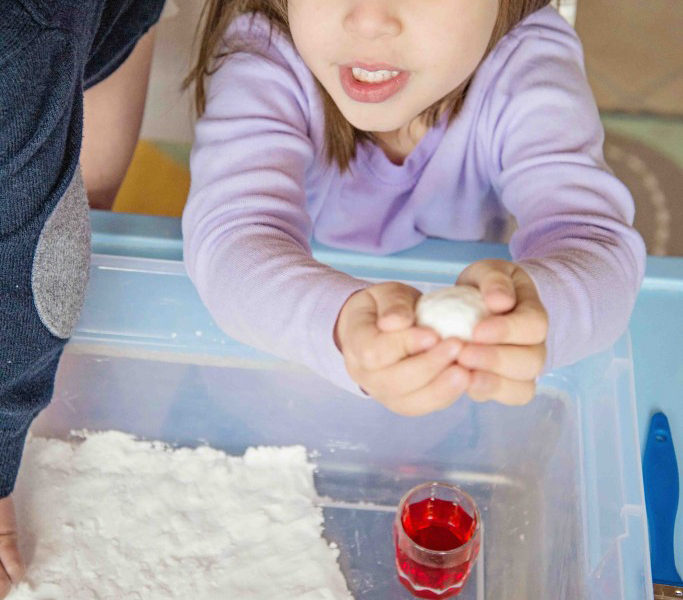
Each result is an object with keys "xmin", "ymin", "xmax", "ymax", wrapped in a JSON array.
[{"xmin": 395, "ymin": 498, "xmax": 479, "ymax": 599}]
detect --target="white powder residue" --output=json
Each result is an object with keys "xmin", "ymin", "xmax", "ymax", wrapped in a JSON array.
[{"xmin": 10, "ymin": 431, "xmax": 352, "ymax": 600}]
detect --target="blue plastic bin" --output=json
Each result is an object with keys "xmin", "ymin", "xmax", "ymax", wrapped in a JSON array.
[{"xmin": 29, "ymin": 212, "xmax": 653, "ymax": 599}]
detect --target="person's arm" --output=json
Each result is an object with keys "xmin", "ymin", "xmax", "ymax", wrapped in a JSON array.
[
  {"xmin": 182, "ymin": 34, "xmax": 367, "ymax": 393},
  {"xmin": 483, "ymin": 22, "xmax": 646, "ymax": 370},
  {"xmin": 1, "ymin": 14, "xmax": 158, "ymax": 597},
  {"xmin": 80, "ymin": 27, "xmax": 156, "ymax": 210}
]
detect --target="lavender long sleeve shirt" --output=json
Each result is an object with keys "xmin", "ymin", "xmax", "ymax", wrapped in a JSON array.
[{"xmin": 182, "ymin": 6, "xmax": 646, "ymax": 394}]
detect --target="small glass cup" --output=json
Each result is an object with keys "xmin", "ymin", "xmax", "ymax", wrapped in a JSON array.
[{"xmin": 394, "ymin": 482, "xmax": 481, "ymax": 599}]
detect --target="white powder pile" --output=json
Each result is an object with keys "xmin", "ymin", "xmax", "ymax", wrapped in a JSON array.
[{"xmin": 10, "ymin": 432, "xmax": 352, "ymax": 600}]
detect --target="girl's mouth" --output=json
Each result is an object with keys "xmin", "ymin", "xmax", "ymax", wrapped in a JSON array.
[{"xmin": 339, "ymin": 63, "xmax": 410, "ymax": 103}]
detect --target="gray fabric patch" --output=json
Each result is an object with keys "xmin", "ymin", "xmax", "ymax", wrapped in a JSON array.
[{"xmin": 32, "ymin": 166, "xmax": 91, "ymax": 339}]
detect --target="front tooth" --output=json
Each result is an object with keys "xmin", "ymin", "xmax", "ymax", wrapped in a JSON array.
[{"xmin": 351, "ymin": 67, "xmax": 400, "ymax": 83}]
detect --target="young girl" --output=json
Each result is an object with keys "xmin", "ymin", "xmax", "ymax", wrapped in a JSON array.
[{"xmin": 182, "ymin": 0, "xmax": 645, "ymax": 416}]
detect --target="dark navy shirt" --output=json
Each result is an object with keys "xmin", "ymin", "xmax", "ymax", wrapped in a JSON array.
[{"xmin": 0, "ymin": 0, "xmax": 166, "ymax": 497}]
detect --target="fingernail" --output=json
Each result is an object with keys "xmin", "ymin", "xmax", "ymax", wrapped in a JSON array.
[{"xmin": 490, "ymin": 285, "xmax": 514, "ymax": 301}]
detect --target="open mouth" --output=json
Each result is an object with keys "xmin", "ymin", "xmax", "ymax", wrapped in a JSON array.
[
  {"xmin": 339, "ymin": 63, "xmax": 410, "ymax": 103},
  {"xmin": 351, "ymin": 67, "xmax": 402, "ymax": 83}
]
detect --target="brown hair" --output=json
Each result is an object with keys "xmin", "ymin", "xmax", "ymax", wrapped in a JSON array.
[{"xmin": 184, "ymin": 0, "xmax": 551, "ymax": 172}]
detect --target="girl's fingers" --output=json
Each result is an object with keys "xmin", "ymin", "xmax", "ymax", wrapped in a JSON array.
[
  {"xmin": 457, "ymin": 260, "xmax": 516, "ymax": 313},
  {"xmin": 380, "ymin": 364, "xmax": 471, "ymax": 417},
  {"xmin": 481, "ymin": 263, "xmax": 548, "ymax": 345},
  {"xmin": 337, "ymin": 290, "xmax": 438, "ymax": 368},
  {"xmin": 467, "ymin": 370, "xmax": 537, "ymax": 406},
  {"xmin": 456, "ymin": 260, "xmax": 548, "ymax": 346},
  {"xmin": 339, "ymin": 290, "xmax": 439, "ymax": 372},
  {"xmin": 360, "ymin": 339, "xmax": 464, "ymax": 398},
  {"xmin": 345, "ymin": 326, "xmax": 439, "ymax": 373},
  {"xmin": 472, "ymin": 300, "xmax": 548, "ymax": 346},
  {"xmin": 371, "ymin": 283, "xmax": 422, "ymax": 332},
  {"xmin": 473, "ymin": 266, "xmax": 547, "ymax": 345},
  {"xmin": 457, "ymin": 342, "xmax": 546, "ymax": 381}
]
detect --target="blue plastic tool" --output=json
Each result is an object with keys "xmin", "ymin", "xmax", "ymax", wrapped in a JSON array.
[{"xmin": 643, "ymin": 412, "xmax": 683, "ymax": 598}]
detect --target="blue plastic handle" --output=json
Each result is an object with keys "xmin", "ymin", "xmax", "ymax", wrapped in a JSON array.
[{"xmin": 643, "ymin": 412, "xmax": 682, "ymax": 586}]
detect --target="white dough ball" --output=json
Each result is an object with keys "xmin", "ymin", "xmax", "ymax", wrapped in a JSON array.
[{"xmin": 415, "ymin": 285, "xmax": 489, "ymax": 341}]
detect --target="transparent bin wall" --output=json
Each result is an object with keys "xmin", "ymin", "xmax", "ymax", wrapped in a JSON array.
[{"xmin": 28, "ymin": 254, "xmax": 650, "ymax": 600}]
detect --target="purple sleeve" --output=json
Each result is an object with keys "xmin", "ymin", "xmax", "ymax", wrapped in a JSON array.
[
  {"xmin": 182, "ymin": 45, "xmax": 367, "ymax": 393},
  {"xmin": 484, "ymin": 26, "xmax": 646, "ymax": 369}
]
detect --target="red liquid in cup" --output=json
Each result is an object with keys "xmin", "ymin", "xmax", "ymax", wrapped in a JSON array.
[{"xmin": 395, "ymin": 497, "xmax": 479, "ymax": 599}]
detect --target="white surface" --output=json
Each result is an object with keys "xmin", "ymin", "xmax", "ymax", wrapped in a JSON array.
[
  {"xmin": 551, "ymin": 0, "xmax": 577, "ymax": 26},
  {"xmin": 415, "ymin": 285, "xmax": 489, "ymax": 341},
  {"xmin": 10, "ymin": 432, "xmax": 351, "ymax": 600}
]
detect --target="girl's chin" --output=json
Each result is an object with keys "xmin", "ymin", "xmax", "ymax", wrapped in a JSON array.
[
  {"xmin": 337, "ymin": 108, "xmax": 410, "ymax": 135},
  {"xmin": 322, "ymin": 84, "xmax": 412, "ymax": 132}
]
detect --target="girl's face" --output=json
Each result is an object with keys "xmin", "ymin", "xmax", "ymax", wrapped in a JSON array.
[{"xmin": 288, "ymin": 0, "xmax": 499, "ymax": 135}]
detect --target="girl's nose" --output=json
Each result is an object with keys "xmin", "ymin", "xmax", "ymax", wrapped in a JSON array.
[{"xmin": 343, "ymin": 1, "xmax": 402, "ymax": 39}]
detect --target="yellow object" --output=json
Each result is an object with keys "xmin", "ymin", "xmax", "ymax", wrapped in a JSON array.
[{"xmin": 113, "ymin": 140, "xmax": 190, "ymax": 217}]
